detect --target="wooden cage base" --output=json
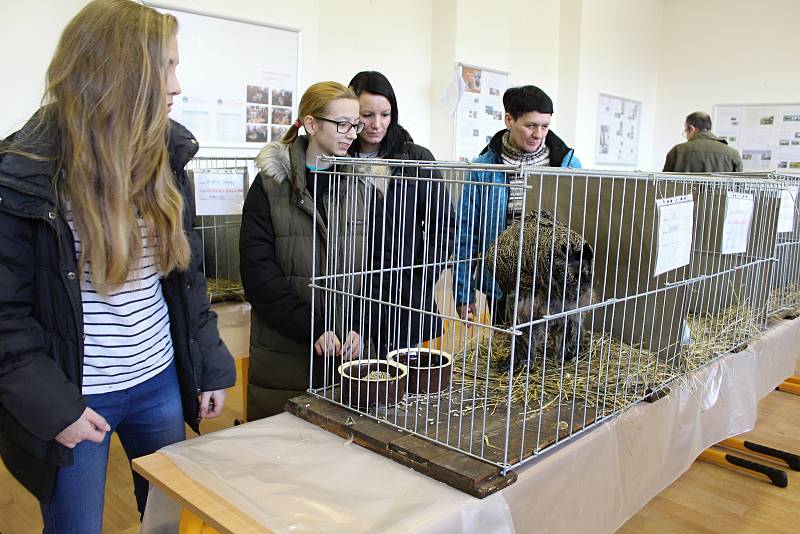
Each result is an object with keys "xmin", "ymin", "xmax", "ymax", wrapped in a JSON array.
[{"xmin": 286, "ymin": 394, "xmax": 518, "ymax": 498}]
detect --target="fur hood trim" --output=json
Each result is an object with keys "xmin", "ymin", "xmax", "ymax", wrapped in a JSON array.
[{"xmin": 255, "ymin": 141, "xmax": 291, "ymax": 184}]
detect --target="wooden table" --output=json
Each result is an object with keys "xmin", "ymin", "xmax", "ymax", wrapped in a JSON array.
[{"xmin": 133, "ymin": 452, "xmax": 271, "ymax": 534}]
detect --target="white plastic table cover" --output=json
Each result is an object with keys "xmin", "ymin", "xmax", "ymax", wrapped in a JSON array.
[{"xmin": 142, "ymin": 318, "xmax": 800, "ymax": 534}]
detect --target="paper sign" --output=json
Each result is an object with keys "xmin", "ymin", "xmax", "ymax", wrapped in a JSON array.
[
  {"xmin": 777, "ymin": 186, "xmax": 798, "ymax": 233},
  {"xmin": 720, "ymin": 192, "xmax": 754, "ymax": 254},
  {"xmin": 194, "ymin": 169, "xmax": 246, "ymax": 216},
  {"xmin": 654, "ymin": 195, "xmax": 694, "ymax": 276}
]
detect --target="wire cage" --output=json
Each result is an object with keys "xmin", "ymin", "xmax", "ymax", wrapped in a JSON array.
[
  {"xmin": 683, "ymin": 174, "xmax": 783, "ymax": 365},
  {"xmin": 767, "ymin": 171, "xmax": 800, "ymax": 317},
  {"xmin": 185, "ymin": 157, "xmax": 256, "ymax": 301},
  {"xmin": 307, "ymin": 160, "xmax": 757, "ymax": 471}
]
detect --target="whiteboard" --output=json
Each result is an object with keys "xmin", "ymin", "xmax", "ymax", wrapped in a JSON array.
[
  {"xmin": 147, "ymin": 3, "xmax": 300, "ymax": 149},
  {"xmin": 714, "ymin": 103, "xmax": 800, "ymax": 171},
  {"xmin": 451, "ymin": 63, "xmax": 509, "ymax": 162},
  {"xmin": 595, "ymin": 93, "xmax": 641, "ymax": 166}
]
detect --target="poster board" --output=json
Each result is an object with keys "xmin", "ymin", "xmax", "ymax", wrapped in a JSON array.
[
  {"xmin": 595, "ymin": 93, "xmax": 642, "ymax": 166},
  {"xmin": 452, "ymin": 64, "xmax": 509, "ymax": 162},
  {"xmin": 714, "ymin": 103, "xmax": 800, "ymax": 170},
  {"xmin": 147, "ymin": 3, "xmax": 300, "ymax": 149}
]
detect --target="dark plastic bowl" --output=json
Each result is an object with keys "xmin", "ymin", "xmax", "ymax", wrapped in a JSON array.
[
  {"xmin": 337, "ymin": 359, "xmax": 408, "ymax": 409},
  {"xmin": 387, "ymin": 348, "xmax": 452, "ymax": 394}
]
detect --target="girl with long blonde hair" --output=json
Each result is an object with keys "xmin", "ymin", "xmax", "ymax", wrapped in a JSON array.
[{"xmin": 0, "ymin": 1, "xmax": 235, "ymax": 531}]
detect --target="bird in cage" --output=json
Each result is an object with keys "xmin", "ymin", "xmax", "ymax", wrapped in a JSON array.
[{"xmin": 484, "ymin": 209, "xmax": 594, "ymax": 372}]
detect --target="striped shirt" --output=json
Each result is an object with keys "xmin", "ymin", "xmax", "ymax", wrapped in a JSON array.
[{"xmin": 65, "ymin": 205, "xmax": 174, "ymax": 395}]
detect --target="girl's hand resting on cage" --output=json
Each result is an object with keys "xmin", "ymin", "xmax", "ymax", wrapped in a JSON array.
[
  {"xmin": 340, "ymin": 330, "xmax": 362, "ymax": 360},
  {"xmin": 315, "ymin": 331, "xmax": 341, "ymax": 357},
  {"xmin": 314, "ymin": 330, "xmax": 362, "ymax": 360}
]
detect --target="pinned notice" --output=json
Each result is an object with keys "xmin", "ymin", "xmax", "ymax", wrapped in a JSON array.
[
  {"xmin": 194, "ymin": 168, "xmax": 247, "ymax": 216},
  {"xmin": 654, "ymin": 194, "xmax": 694, "ymax": 276},
  {"xmin": 777, "ymin": 186, "xmax": 798, "ymax": 233},
  {"xmin": 720, "ymin": 192, "xmax": 754, "ymax": 254}
]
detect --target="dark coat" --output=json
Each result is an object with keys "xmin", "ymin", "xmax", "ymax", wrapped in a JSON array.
[
  {"xmin": 240, "ymin": 137, "xmax": 327, "ymax": 420},
  {"xmin": 0, "ymin": 113, "xmax": 235, "ymax": 503},
  {"xmin": 663, "ymin": 131, "xmax": 743, "ymax": 172},
  {"xmin": 373, "ymin": 140, "xmax": 456, "ymax": 352},
  {"xmin": 241, "ymin": 137, "xmax": 383, "ymax": 420}
]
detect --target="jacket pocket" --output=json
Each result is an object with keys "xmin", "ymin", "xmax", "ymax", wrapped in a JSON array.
[{"xmin": 0, "ymin": 408, "xmax": 73, "ymax": 467}]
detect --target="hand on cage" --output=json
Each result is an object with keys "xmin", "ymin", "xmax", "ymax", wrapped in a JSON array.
[
  {"xmin": 314, "ymin": 331, "xmax": 341, "ymax": 357},
  {"xmin": 456, "ymin": 303, "xmax": 478, "ymax": 320},
  {"xmin": 314, "ymin": 330, "xmax": 362, "ymax": 359},
  {"xmin": 341, "ymin": 330, "xmax": 362, "ymax": 360}
]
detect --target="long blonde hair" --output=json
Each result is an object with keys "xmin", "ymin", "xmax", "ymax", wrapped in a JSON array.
[
  {"xmin": 281, "ymin": 81, "xmax": 357, "ymax": 144},
  {"xmin": 44, "ymin": 0, "xmax": 189, "ymax": 292}
]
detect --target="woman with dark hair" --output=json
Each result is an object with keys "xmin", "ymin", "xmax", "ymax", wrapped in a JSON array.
[
  {"xmin": 0, "ymin": 1, "xmax": 235, "ymax": 531},
  {"xmin": 348, "ymin": 71, "xmax": 455, "ymax": 353}
]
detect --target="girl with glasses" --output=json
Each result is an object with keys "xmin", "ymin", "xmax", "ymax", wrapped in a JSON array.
[
  {"xmin": 348, "ymin": 71, "xmax": 456, "ymax": 353},
  {"xmin": 241, "ymin": 81, "xmax": 381, "ymax": 420}
]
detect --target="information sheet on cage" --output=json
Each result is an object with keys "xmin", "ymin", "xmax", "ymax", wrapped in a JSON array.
[
  {"xmin": 720, "ymin": 192, "xmax": 754, "ymax": 254},
  {"xmin": 654, "ymin": 195, "xmax": 694, "ymax": 276},
  {"xmin": 147, "ymin": 4, "xmax": 300, "ymax": 148},
  {"xmin": 777, "ymin": 185, "xmax": 799, "ymax": 233},
  {"xmin": 193, "ymin": 168, "xmax": 247, "ymax": 216}
]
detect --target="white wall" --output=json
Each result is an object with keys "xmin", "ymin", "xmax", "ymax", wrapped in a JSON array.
[
  {"xmin": 653, "ymin": 0, "xmax": 800, "ymax": 171},
  {"xmin": 3, "ymin": 0, "xmax": 799, "ymax": 171},
  {"xmin": 0, "ymin": 0, "xmax": 87, "ymax": 136},
  {"xmin": 316, "ymin": 0, "xmax": 434, "ymax": 150},
  {"xmin": 424, "ymin": 0, "xmax": 562, "ymax": 159},
  {"xmin": 570, "ymin": 0, "xmax": 664, "ymax": 170},
  {"xmin": 429, "ymin": 0, "xmax": 459, "ymax": 160}
]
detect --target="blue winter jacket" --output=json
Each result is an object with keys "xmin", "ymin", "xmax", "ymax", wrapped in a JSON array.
[{"xmin": 453, "ymin": 129, "xmax": 581, "ymax": 306}]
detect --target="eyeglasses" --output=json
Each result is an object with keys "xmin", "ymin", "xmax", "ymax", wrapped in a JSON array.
[{"xmin": 314, "ymin": 116, "xmax": 364, "ymax": 134}]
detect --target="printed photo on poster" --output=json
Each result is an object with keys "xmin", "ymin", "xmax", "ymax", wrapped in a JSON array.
[
  {"xmin": 461, "ymin": 67, "xmax": 482, "ymax": 94},
  {"xmin": 246, "ymin": 105, "xmax": 269, "ymax": 124},
  {"xmin": 271, "ymin": 107, "xmax": 292, "ymax": 126},
  {"xmin": 272, "ymin": 88, "xmax": 293, "ymax": 107},
  {"xmin": 246, "ymin": 124, "xmax": 269, "ymax": 143},
  {"xmin": 247, "ymin": 85, "xmax": 269, "ymax": 105}
]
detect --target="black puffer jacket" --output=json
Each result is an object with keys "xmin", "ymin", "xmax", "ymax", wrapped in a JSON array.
[
  {"xmin": 372, "ymin": 140, "xmax": 456, "ymax": 352},
  {"xmin": 0, "ymin": 113, "xmax": 235, "ymax": 503}
]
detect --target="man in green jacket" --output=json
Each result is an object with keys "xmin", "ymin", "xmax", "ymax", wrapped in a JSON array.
[{"xmin": 663, "ymin": 111, "xmax": 743, "ymax": 172}]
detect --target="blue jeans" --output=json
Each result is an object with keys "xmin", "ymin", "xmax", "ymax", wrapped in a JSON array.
[{"xmin": 40, "ymin": 361, "xmax": 185, "ymax": 534}]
